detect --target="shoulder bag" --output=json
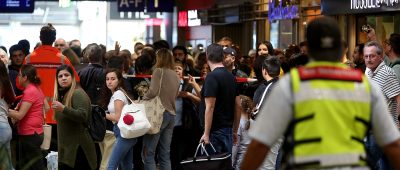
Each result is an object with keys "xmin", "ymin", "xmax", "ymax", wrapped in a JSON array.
[
  {"xmin": 117, "ymin": 92, "xmax": 151, "ymax": 139},
  {"xmin": 139, "ymin": 68, "xmax": 165, "ymax": 134}
]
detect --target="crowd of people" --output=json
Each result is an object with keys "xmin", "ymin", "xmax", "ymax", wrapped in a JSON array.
[{"xmin": 2, "ymin": 16, "xmax": 400, "ymax": 170}]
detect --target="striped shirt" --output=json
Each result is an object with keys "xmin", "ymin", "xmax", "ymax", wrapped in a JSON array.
[{"xmin": 366, "ymin": 61, "xmax": 400, "ymax": 125}]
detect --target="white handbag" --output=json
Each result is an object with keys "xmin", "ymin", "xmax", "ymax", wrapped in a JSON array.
[{"xmin": 118, "ymin": 93, "xmax": 151, "ymax": 139}]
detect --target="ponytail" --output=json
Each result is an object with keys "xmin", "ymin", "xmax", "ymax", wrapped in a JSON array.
[{"xmin": 20, "ymin": 64, "xmax": 41, "ymax": 86}]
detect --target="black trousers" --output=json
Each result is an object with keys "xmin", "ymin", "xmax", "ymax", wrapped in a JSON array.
[
  {"xmin": 18, "ymin": 132, "xmax": 46, "ymax": 170},
  {"xmin": 58, "ymin": 146, "xmax": 91, "ymax": 170}
]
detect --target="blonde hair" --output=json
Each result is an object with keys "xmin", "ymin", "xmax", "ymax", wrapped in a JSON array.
[
  {"xmin": 53, "ymin": 65, "xmax": 77, "ymax": 108},
  {"xmin": 155, "ymin": 48, "xmax": 175, "ymax": 70}
]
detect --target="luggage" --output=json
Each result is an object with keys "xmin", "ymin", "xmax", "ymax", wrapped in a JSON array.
[{"xmin": 181, "ymin": 143, "xmax": 231, "ymax": 170}]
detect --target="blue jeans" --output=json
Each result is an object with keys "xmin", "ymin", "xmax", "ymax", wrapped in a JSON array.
[
  {"xmin": 365, "ymin": 133, "xmax": 393, "ymax": 170},
  {"xmin": 0, "ymin": 121, "xmax": 12, "ymax": 169},
  {"xmin": 208, "ymin": 127, "xmax": 233, "ymax": 155},
  {"xmin": 142, "ymin": 111, "xmax": 175, "ymax": 170},
  {"xmin": 107, "ymin": 124, "xmax": 137, "ymax": 170}
]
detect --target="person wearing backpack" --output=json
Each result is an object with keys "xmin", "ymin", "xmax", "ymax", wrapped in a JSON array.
[{"xmin": 52, "ymin": 64, "xmax": 97, "ymax": 169}]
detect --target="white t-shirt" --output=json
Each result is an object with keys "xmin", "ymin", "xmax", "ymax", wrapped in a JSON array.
[{"xmin": 107, "ymin": 90, "xmax": 129, "ymax": 118}]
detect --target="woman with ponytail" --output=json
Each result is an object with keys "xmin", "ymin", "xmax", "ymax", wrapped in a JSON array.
[
  {"xmin": 8, "ymin": 64, "xmax": 49, "ymax": 170},
  {"xmin": 52, "ymin": 64, "xmax": 97, "ymax": 169}
]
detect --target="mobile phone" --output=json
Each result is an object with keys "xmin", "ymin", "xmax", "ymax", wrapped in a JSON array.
[{"xmin": 362, "ymin": 25, "xmax": 372, "ymax": 33}]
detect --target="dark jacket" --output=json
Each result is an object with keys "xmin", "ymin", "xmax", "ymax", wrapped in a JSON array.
[
  {"xmin": 55, "ymin": 88, "xmax": 97, "ymax": 169},
  {"xmin": 78, "ymin": 63, "xmax": 105, "ymax": 105}
]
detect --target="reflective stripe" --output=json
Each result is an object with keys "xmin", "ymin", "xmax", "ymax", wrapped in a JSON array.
[
  {"xmin": 294, "ymin": 153, "xmax": 366, "ymax": 167},
  {"xmin": 31, "ymin": 63, "xmax": 63, "ymax": 68},
  {"xmin": 294, "ymin": 82, "xmax": 370, "ymax": 103}
]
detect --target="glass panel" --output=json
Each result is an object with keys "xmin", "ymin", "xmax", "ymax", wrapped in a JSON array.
[
  {"xmin": 279, "ymin": 19, "xmax": 293, "ymax": 49},
  {"xmin": 356, "ymin": 14, "xmax": 400, "ymax": 44}
]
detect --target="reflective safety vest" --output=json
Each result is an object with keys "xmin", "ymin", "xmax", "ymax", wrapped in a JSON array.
[
  {"xmin": 287, "ymin": 61, "xmax": 371, "ymax": 169},
  {"xmin": 22, "ymin": 45, "xmax": 80, "ymax": 124}
]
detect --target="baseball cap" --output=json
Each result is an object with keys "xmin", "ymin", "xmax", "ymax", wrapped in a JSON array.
[
  {"xmin": 223, "ymin": 47, "xmax": 236, "ymax": 56},
  {"xmin": 307, "ymin": 17, "xmax": 342, "ymax": 53}
]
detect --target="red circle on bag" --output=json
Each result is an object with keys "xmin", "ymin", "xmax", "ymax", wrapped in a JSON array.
[{"xmin": 123, "ymin": 114, "xmax": 134, "ymax": 125}]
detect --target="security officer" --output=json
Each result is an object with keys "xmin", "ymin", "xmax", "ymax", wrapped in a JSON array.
[{"xmin": 241, "ymin": 17, "xmax": 400, "ymax": 169}]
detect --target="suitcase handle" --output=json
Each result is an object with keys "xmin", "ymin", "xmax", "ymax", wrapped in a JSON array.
[{"xmin": 193, "ymin": 142, "xmax": 217, "ymax": 160}]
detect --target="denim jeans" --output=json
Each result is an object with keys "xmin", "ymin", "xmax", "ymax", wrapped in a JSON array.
[
  {"xmin": 0, "ymin": 121, "xmax": 12, "ymax": 170},
  {"xmin": 107, "ymin": 124, "xmax": 137, "ymax": 170},
  {"xmin": 208, "ymin": 127, "xmax": 233, "ymax": 155},
  {"xmin": 142, "ymin": 111, "xmax": 175, "ymax": 170},
  {"xmin": 365, "ymin": 133, "xmax": 393, "ymax": 170}
]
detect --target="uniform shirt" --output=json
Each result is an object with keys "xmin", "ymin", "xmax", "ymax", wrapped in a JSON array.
[
  {"xmin": 24, "ymin": 45, "xmax": 80, "ymax": 124},
  {"xmin": 249, "ymin": 73, "xmax": 400, "ymax": 150}
]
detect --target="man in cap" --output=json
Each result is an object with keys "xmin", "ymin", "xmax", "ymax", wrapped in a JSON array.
[
  {"xmin": 241, "ymin": 17, "xmax": 400, "ymax": 169},
  {"xmin": 223, "ymin": 46, "xmax": 248, "ymax": 78}
]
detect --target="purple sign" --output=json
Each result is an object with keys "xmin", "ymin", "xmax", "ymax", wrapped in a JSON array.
[{"xmin": 268, "ymin": 0, "xmax": 299, "ymax": 21}]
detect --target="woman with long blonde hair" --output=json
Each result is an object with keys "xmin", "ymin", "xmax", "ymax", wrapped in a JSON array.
[
  {"xmin": 142, "ymin": 48, "xmax": 180, "ymax": 170},
  {"xmin": 52, "ymin": 64, "xmax": 97, "ymax": 169}
]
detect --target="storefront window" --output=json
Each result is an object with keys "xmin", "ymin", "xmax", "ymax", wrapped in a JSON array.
[
  {"xmin": 269, "ymin": 19, "xmax": 297, "ymax": 50},
  {"xmin": 357, "ymin": 14, "xmax": 400, "ymax": 44}
]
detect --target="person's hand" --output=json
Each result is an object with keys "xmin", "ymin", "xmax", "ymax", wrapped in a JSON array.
[
  {"xmin": 233, "ymin": 133, "xmax": 238, "ymax": 145},
  {"xmin": 188, "ymin": 75, "xmax": 196, "ymax": 86},
  {"xmin": 367, "ymin": 28, "xmax": 377, "ymax": 41},
  {"xmin": 114, "ymin": 41, "xmax": 121, "ymax": 55},
  {"xmin": 178, "ymin": 91, "xmax": 189, "ymax": 98},
  {"xmin": 52, "ymin": 101, "xmax": 65, "ymax": 111},
  {"xmin": 200, "ymin": 133, "xmax": 210, "ymax": 144}
]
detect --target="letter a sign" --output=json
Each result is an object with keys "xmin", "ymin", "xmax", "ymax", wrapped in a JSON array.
[{"xmin": 118, "ymin": 0, "xmax": 145, "ymax": 12}]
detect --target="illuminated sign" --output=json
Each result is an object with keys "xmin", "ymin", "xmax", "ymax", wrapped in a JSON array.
[
  {"xmin": 322, "ymin": 0, "xmax": 400, "ymax": 15},
  {"xmin": 188, "ymin": 10, "xmax": 201, "ymax": 26},
  {"xmin": 268, "ymin": 0, "xmax": 299, "ymax": 21},
  {"xmin": 351, "ymin": 0, "xmax": 399, "ymax": 9},
  {"xmin": 0, "ymin": 0, "xmax": 34, "ymax": 13},
  {"xmin": 117, "ymin": 0, "xmax": 173, "ymax": 12},
  {"xmin": 178, "ymin": 11, "xmax": 188, "ymax": 27}
]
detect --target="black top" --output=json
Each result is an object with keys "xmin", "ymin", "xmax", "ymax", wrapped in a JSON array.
[
  {"xmin": 253, "ymin": 77, "xmax": 279, "ymax": 106},
  {"xmin": 77, "ymin": 63, "xmax": 105, "ymax": 105},
  {"xmin": 199, "ymin": 67, "xmax": 237, "ymax": 131}
]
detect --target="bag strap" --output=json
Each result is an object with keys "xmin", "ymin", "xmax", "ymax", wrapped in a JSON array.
[
  {"xmin": 120, "ymin": 90, "xmax": 135, "ymax": 104},
  {"xmin": 193, "ymin": 142, "xmax": 217, "ymax": 159},
  {"xmin": 255, "ymin": 82, "xmax": 274, "ymax": 111},
  {"xmin": 157, "ymin": 68, "xmax": 163, "ymax": 96}
]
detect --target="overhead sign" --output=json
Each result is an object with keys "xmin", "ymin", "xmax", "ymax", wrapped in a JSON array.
[
  {"xmin": 0, "ymin": 0, "xmax": 34, "ymax": 13},
  {"xmin": 117, "ymin": 0, "xmax": 173, "ymax": 12},
  {"xmin": 322, "ymin": 0, "xmax": 400, "ymax": 15},
  {"xmin": 268, "ymin": 0, "xmax": 299, "ymax": 21},
  {"xmin": 147, "ymin": 0, "xmax": 173, "ymax": 12},
  {"xmin": 118, "ymin": 0, "xmax": 145, "ymax": 12}
]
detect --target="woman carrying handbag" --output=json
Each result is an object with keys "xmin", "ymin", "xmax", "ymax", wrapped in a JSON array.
[
  {"xmin": 142, "ymin": 48, "xmax": 180, "ymax": 170},
  {"xmin": 100, "ymin": 68, "xmax": 136, "ymax": 170}
]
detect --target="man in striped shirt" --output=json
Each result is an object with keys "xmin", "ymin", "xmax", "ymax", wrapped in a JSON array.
[{"xmin": 364, "ymin": 41, "xmax": 400, "ymax": 170}]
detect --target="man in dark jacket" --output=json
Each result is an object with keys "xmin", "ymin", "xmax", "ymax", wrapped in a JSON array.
[{"xmin": 78, "ymin": 43, "xmax": 105, "ymax": 105}]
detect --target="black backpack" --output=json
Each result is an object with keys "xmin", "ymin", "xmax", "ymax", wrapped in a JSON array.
[{"xmin": 88, "ymin": 105, "xmax": 106, "ymax": 142}]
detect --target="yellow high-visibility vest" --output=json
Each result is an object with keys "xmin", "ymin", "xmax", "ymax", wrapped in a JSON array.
[{"xmin": 288, "ymin": 61, "xmax": 371, "ymax": 168}]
